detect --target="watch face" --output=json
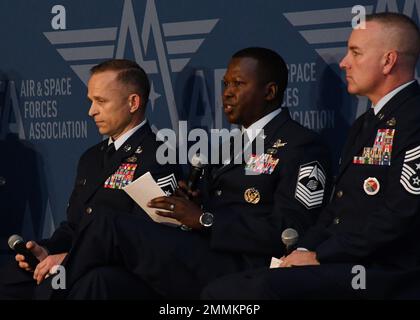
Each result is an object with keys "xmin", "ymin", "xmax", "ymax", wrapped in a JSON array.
[{"xmin": 201, "ymin": 212, "xmax": 214, "ymax": 227}]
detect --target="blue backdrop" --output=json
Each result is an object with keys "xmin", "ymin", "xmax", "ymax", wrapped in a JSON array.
[{"xmin": 0, "ymin": 0, "xmax": 419, "ymax": 261}]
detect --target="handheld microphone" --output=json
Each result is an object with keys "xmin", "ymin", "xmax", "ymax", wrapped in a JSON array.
[
  {"xmin": 187, "ymin": 153, "xmax": 207, "ymax": 192},
  {"xmin": 8, "ymin": 234, "xmax": 39, "ymax": 270},
  {"xmin": 281, "ymin": 228, "xmax": 299, "ymax": 255}
]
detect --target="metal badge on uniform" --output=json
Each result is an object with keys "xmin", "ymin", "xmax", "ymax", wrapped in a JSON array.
[
  {"xmin": 135, "ymin": 146, "xmax": 143, "ymax": 154},
  {"xmin": 353, "ymin": 128, "xmax": 395, "ymax": 166},
  {"xmin": 294, "ymin": 161, "xmax": 326, "ymax": 209},
  {"xmin": 125, "ymin": 156, "xmax": 137, "ymax": 163},
  {"xmin": 104, "ymin": 163, "xmax": 137, "ymax": 189},
  {"xmin": 245, "ymin": 153, "xmax": 279, "ymax": 175},
  {"xmin": 123, "ymin": 144, "xmax": 132, "ymax": 152},
  {"xmin": 386, "ymin": 117, "xmax": 396, "ymax": 127},
  {"xmin": 400, "ymin": 145, "xmax": 420, "ymax": 195},
  {"xmin": 363, "ymin": 177, "xmax": 380, "ymax": 195},
  {"xmin": 267, "ymin": 148, "xmax": 277, "ymax": 155},
  {"xmin": 244, "ymin": 187, "xmax": 260, "ymax": 204},
  {"xmin": 272, "ymin": 139, "xmax": 287, "ymax": 148}
]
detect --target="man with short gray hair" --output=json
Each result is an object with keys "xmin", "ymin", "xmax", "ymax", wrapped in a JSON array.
[{"xmin": 202, "ymin": 12, "xmax": 420, "ymax": 300}]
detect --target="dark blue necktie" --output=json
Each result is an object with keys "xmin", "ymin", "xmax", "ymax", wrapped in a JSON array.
[
  {"xmin": 103, "ymin": 142, "xmax": 116, "ymax": 167},
  {"xmin": 362, "ymin": 108, "xmax": 376, "ymax": 132}
]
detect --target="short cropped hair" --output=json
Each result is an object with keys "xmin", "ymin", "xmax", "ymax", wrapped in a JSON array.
[
  {"xmin": 90, "ymin": 59, "xmax": 151, "ymax": 107},
  {"xmin": 367, "ymin": 12, "xmax": 420, "ymax": 63}
]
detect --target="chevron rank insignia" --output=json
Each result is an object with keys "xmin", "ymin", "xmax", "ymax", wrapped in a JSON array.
[
  {"xmin": 157, "ymin": 173, "xmax": 178, "ymax": 196},
  {"xmin": 295, "ymin": 161, "xmax": 326, "ymax": 209},
  {"xmin": 400, "ymin": 145, "xmax": 420, "ymax": 195}
]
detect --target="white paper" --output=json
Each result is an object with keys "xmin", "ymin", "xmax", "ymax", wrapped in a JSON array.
[
  {"xmin": 123, "ymin": 171, "xmax": 181, "ymax": 226},
  {"xmin": 269, "ymin": 257, "xmax": 283, "ymax": 268}
]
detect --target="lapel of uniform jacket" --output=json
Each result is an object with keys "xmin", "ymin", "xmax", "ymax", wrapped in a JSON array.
[
  {"xmin": 211, "ymin": 108, "xmax": 290, "ymax": 181},
  {"xmin": 80, "ymin": 123, "xmax": 151, "ymax": 203},
  {"xmin": 210, "ymin": 130, "xmax": 242, "ymax": 180},
  {"xmin": 339, "ymin": 116, "xmax": 364, "ymax": 171},
  {"xmin": 337, "ymin": 81, "xmax": 420, "ymax": 180}
]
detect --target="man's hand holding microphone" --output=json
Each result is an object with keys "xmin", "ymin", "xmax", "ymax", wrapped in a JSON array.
[{"xmin": 8, "ymin": 234, "xmax": 67, "ymax": 284}]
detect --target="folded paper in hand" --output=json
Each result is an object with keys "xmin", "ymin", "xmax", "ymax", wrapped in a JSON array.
[
  {"xmin": 123, "ymin": 171, "xmax": 181, "ymax": 226},
  {"xmin": 269, "ymin": 257, "xmax": 283, "ymax": 268}
]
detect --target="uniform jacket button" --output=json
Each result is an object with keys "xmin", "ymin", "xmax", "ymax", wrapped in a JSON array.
[
  {"xmin": 0, "ymin": 176, "xmax": 6, "ymax": 186},
  {"xmin": 86, "ymin": 207, "xmax": 93, "ymax": 214},
  {"xmin": 215, "ymin": 190, "xmax": 222, "ymax": 196},
  {"xmin": 333, "ymin": 217, "xmax": 340, "ymax": 224},
  {"xmin": 336, "ymin": 190, "xmax": 343, "ymax": 198}
]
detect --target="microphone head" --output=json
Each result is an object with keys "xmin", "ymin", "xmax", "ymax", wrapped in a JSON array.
[
  {"xmin": 281, "ymin": 228, "xmax": 299, "ymax": 247},
  {"xmin": 8, "ymin": 234, "xmax": 23, "ymax": 250},
  {"xmin": 191, "ymin": 153, "xmax": 207, "ymax": 168}
]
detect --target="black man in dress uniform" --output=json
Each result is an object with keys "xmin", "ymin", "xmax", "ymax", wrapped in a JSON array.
[
  {"xmin": 53, "ymin": 47, "xmax": 331, "ymax": 299},
  {"xmin": 202, "ymin": 13, "xmax": 420, "ymax": 300}
]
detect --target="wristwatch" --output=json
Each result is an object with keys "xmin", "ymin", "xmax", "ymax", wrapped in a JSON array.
[{"xmin": 199, "ymin": 212, "xmax": 214, "ymax": 227}]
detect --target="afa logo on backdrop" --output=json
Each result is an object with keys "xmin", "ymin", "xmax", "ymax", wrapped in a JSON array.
[{"xmin": 43, "ymin": 0, "xmax": 219, "ymax": 133}]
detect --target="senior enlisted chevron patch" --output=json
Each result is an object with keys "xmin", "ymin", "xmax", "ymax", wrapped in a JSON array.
[
  {"xmin": 400, "ymin": 145, "xmax": 420, "ymax": 195},
  {"xmin": 295, "ymin": 161, "xmax": 326, "ymax": 209},
  {"xmin": 157, "ymin": 173, "xmax": 178, "ymax": 196}
]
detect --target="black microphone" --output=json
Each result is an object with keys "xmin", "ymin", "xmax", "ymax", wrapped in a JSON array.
[
  {"xmin": 8, "ymin": 234, "xmax": 39, "ymax": 270},
  {"xmin": 187, "ymin": 153, "xmax": 207, "ymax": 192},
  {"xmin": 281, "ymin": 228, "xmax": 299, "ymax": 255}
]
